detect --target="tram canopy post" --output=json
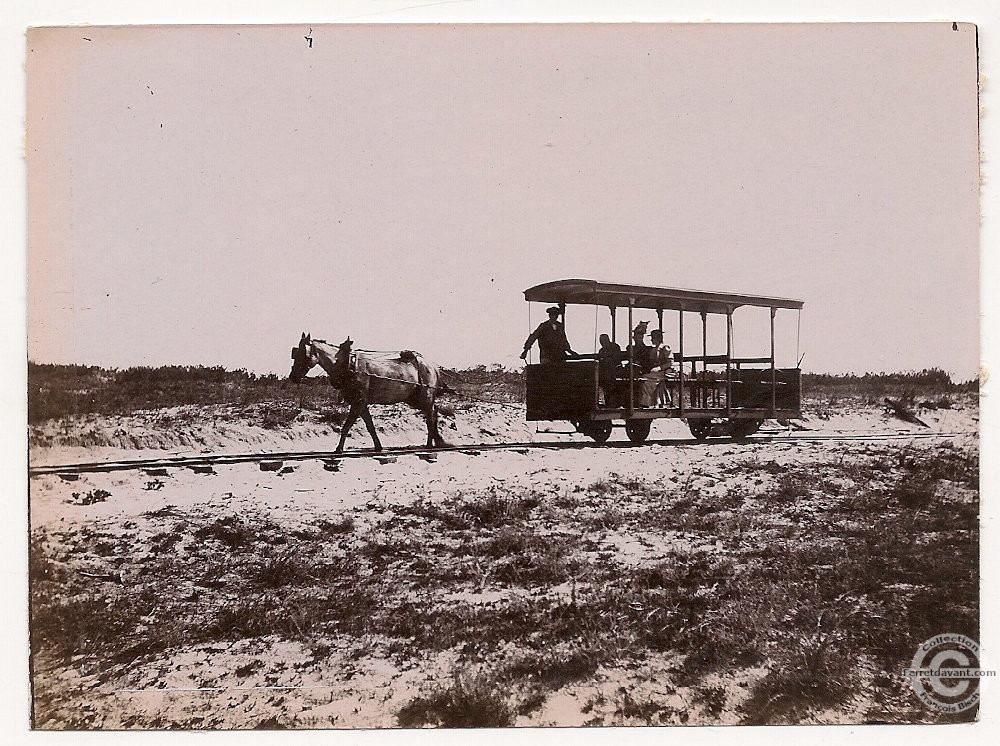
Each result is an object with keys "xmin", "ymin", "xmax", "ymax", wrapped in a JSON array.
[
  {"xmin": 610, "ymin": 306, "xmax": 616, "ymax": 344},
  {"xmin": 628, "ymin": 300, "xmax": 634, "ymax": 416},
  {"xmin": 678, "ymin": 308, "xmax": 685, "ymax": 416},
  {"xmin": 770, "ymin": 307, "xmax": 777, "ymax": 417},
  {"xmin": 701, "ymin": 311, "xmax": 708, "ymax": 408},
  {"xmin": 726, "ymin": 308, "xmax": 733, "ymax": 417}
]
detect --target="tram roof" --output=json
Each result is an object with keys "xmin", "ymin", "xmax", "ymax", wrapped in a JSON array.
[{"xmin": 523, "ymin": 279, "xmax": 804, "ymax": 314}]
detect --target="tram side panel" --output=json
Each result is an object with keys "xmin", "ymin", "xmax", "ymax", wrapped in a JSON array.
[
  {"xmin": 730, "ymin": 367, "xmax": 802, "ymax": 415},
  {"xmin": 525, "ymin": 361, "xmax": 598, "ymax": 421}
]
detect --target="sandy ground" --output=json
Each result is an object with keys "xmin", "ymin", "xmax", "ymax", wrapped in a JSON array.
[
  {"xmin": 30, "ymin": 402, "xmax": 975, "ymax": 532},
  {"xmin": 28, "ymin": 400, "xmax": 978, "ymax": 728}
]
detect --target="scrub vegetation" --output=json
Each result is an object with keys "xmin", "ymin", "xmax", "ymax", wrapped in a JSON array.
[{"xmin": 28, "ymin": 366, "xmax": 978, "ymax": 727}]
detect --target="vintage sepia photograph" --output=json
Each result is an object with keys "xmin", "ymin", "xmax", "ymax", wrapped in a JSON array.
[{"xmin": 25, "ymin": 21, "xmax": 981, "ymax": 729}]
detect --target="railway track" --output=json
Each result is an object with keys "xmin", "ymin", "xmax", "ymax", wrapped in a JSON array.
[{"xmin": 28, "ymin": 429, "xmax": 967, "ymax": 478}]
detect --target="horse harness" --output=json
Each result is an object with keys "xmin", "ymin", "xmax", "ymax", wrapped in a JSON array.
[{"xmin": 343, "ymin": 349, "xmax": 438, "ymax": 392}]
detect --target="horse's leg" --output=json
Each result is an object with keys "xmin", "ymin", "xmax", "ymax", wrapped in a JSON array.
[
  {"xmin": 404, "ymin": 390, "xmax": 434, "ymax": 449},
  {"xmin": 358, "ymin": 404, "xmax": 383, "ymax": 452},
  {"xmin": 337, "ymin": 403, "xmax": 362, "ymax": 453},
  {"xmin": 433, "ymin": 406, "xmax": 447, "ymax": 447},
  {"xmin": 418, "ymin": 398, "xmax": 435, "ymax": 448},
  {"xmin": 424, "ymin": 407, "xmax": 433, "ymax": 449},
  {"xmin": 419, "ymin": 396, "xmax": 447, "ymax": 448}
]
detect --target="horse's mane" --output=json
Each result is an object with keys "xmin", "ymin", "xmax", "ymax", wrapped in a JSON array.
[{"xmin": 309, "ymin": 338, "xmax": 341, "ymax": 351}]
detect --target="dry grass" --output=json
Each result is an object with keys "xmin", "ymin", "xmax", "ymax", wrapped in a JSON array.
[
  {"xmin": 31, "ymin": 441, "xmax": 978, "ymax": 727},
  {"xmin": 397, "ymin": 668, "xmax": 516, "ymax": 728},
  {"xmin": 28, "ymin": 368, "xmax": 979, "ymax": 727}
]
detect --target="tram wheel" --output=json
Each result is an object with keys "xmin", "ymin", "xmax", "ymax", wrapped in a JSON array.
[
  {"xmin": 687, "ymin": 418, "xmax": 712, "ymax": 441},
  {"xmin": 625, "ymin": 419, "xmax": 651, "ymax": 445},
  {"xmin": 573, "ymin": 420, "xmax": 613, "ymax": 443},
  {"xmin": 588, "ymin": 422, "xmax": 613, "ymax": 443},
  {"xmin": 729, "ymin": 419, "xmax": 762, "ymax": 441}
]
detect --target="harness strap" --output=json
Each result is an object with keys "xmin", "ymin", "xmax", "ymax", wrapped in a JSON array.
[
  {"xmin": 349, "ymin": 350, "xmax": 441, "ymax": 391},
  {"xmin": 365, "ymin": 373, "xmax": 441, "ymax": 390}
]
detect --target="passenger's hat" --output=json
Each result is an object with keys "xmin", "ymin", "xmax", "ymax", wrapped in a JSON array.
[
  {"xmin": 546, "ymin": 306, "xmax": 562, "ymax": 315},
  {"xmin": 633, "ymin": 321, "xmax": 648, "ymax": 334}
]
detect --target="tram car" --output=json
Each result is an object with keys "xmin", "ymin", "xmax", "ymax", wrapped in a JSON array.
[{"xmin": 522, "ymin": 279, "xmax": 804, "ymax": 443}]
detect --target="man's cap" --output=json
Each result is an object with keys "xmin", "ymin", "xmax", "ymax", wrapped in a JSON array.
[{"xmin": 546, "ymin": 306, "xmax": 562, "ymax": 315}]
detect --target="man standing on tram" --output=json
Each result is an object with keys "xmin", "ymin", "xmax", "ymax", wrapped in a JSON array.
[{"xmin": 520, "ymin": 306, "xmax": 577, "ymax": 364}]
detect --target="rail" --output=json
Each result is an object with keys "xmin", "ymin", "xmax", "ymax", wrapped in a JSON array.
[{"xmin": 29, "ymin": 429, "xmax": 965, "ymax": 478}]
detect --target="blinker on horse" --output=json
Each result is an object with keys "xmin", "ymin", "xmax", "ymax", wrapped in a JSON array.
[{"xmin": 289, "ymin": 333, "xmax": 447, "ymax": 452}]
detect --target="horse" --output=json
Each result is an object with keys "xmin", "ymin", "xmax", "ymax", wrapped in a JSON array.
[{"xmin": 289, "ymin": 333, "xmax": 448, "ymax": 452}]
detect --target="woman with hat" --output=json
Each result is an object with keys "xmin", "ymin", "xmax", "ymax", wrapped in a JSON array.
[
  {"xmin": 626, "ymin": 322, "xmax": 656, "ymax": 406},
  {"xmin": 626, "ymin": 321, "xmax": 653, "ymax": 374},
  {"xmin": 520, "ymin": 306, "xmax": 576, "ymax": 364}
]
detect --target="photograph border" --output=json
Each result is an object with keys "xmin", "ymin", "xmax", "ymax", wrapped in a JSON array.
[{"xmin": 5, "ymin": 1, "xmax": 998, "ymax": 743}]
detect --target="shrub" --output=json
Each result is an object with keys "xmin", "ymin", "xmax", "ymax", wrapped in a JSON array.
[
  {"xmin": 439, "ymin": 364, "xmax": 525, "ymax": 404},
  {"xmin": 68, "ymin": 489, "xmax": 111, "ymax": 506},
  {"xmin": 397, "ymin": 669, "xmax": 515, "ymax": 728},
  {"xmin": 316, "ymin": 515, "xmax": 355, "ymax": 535},
  {"xmin": 27, "ymin": 361, "xmax": 326, "ymax": 423},
  {"xmin": 261, "ymin": 405, "xmax": 299, "ymax": 429},
  {"xmin": 193, "ymin": 516, "xmax": 256, "ymax": 549},
  {"xmin": 741, "ymin": 627, "xmax": 859, "ymax": 724},
  {"xmin": 502, "ymin": 646, "xmax": 598, "ymax": 689},
  {"xmin": 253, "ymin": 552, "xmax": 310, "ymax": 588},
  {"xmin": 892, "ymin": 475, "xmax": 937, "ymax": 510},
  {"xmin": 770, "ymin": 473, "xmax": 810, "ymax": 502},
  {"xmin": 460, "ymin": 491, "xmax": 540, "ymax": 528}
]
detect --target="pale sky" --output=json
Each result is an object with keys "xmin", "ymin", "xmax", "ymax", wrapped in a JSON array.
[{"xmin": 27, "ymin": 22, "xmax": 980, "ymax": 378}]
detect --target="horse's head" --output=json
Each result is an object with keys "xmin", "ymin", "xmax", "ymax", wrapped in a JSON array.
[{"xmin": 289, "ymin": 332, "xmax": 317, "ymax": 383}]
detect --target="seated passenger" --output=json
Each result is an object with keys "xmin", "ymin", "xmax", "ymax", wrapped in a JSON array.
[
  {"xmin": 640, "ymin": 329, "xmax": 676, "ymax": 407},
  {"xmin": 597, "ymin": 333, "xmax": 624, "ymax": 406},
  {"xmin": 625, "ymin": 321, "xmax": 653, "ymax": 374}
]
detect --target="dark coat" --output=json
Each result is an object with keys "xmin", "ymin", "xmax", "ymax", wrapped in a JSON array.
[
  {"xmin": 597, "ymin": 341, "xmax": 623, "ymax": 383},
  {"xmin": 627, "ymin": 341, "xmax": 653, "ymax": 373},
  {"xmin": 523, "ymin": 320, "xmax": 572, "ymax": 362}
]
